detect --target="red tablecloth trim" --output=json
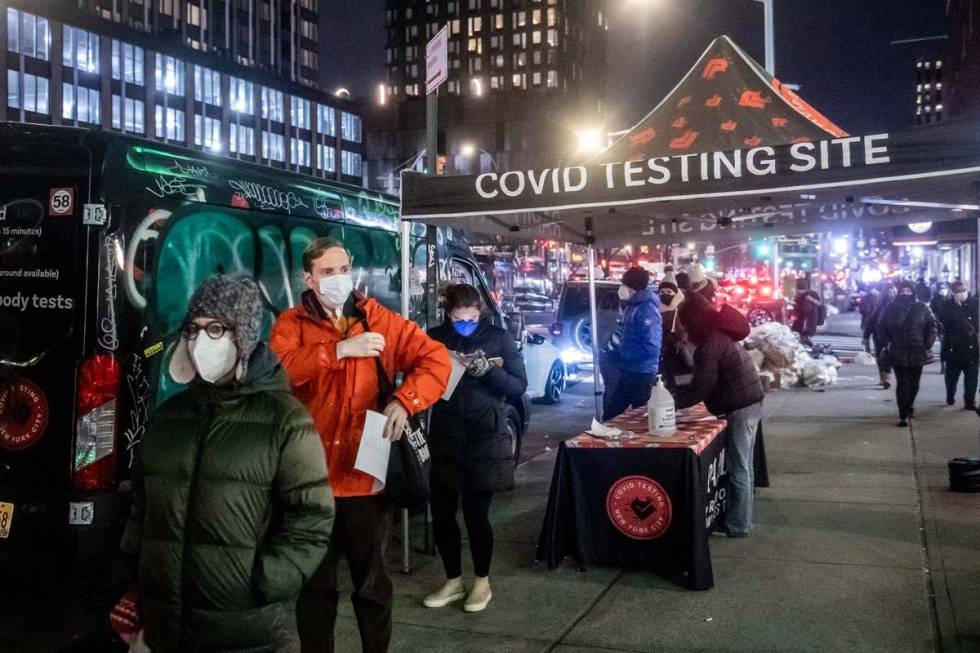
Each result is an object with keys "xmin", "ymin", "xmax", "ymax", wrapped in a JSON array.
[{"xmin": 566, "ymin": 403, "xmax": 727, "ymax": 454}]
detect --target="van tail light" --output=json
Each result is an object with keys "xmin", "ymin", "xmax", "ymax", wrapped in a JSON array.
[
  {"xmin": 551, "ymin": 322, "xmax": 563, "ymax": 337},
  {"xmin": 73, "ymin": 353, "xmax": 121, "ymax": 492}
]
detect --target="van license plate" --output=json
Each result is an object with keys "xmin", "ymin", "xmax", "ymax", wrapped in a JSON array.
[
  {"xmin": 69, "ymin": 502, "xmax": 94, "ymax": 525},
  {"xmin": 0, "ymin": 502, "xmax": 13, "ymax": 538}
]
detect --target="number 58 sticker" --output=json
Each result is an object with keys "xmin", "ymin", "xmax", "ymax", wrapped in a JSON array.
[{"xmin": 49, "ymin": 187, "xmax": 74, "ymax": 216}]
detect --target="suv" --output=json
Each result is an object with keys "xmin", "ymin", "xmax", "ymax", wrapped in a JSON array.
[{"xmin": 550, "ymin": 281, "xmax": 622, "ymax": 382}]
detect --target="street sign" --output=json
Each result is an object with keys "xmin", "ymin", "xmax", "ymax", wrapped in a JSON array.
[{"xmin": 426, "ymin": 25, "xmax": 449, "ymax": 95}]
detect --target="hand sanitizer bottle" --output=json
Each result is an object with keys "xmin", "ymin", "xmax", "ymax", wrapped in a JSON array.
[{"xmin": 648, "ymin": 375, "xmax": 676, "ymax": 435}]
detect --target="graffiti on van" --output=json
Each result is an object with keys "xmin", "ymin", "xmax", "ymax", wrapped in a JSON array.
[
  {"xmin": 123, "ymin": 344, "xmax": 151, "ymax": 468},
  {"xmin": 146, "ymin": 175, "xmax": 208, "ymax": 201},
  {"xmin": 98, "ymin": 233, "xmax": 120, "ymax": 351},
  {"xmin": 228, "ymin": 179, "xmax": 309, "ymax": 214}
]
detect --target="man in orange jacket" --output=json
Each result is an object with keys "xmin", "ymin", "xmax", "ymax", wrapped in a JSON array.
[{"xmin": 271, "ymin": 237, "xmax": 451, "ymax": 653}]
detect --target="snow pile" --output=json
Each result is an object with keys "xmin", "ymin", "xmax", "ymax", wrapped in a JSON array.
[{"xmin": 743, "ymin": 322, "xmax": 840, "ymax": 388}]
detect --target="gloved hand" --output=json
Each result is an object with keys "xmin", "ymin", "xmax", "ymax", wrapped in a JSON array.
[
  {"xmin": 862, "ymin": 337, "xmax": 870, "ymax": 353},
  {"xmin": 466, "ymin": 350, "xmax": 492, "ymax": 377}
]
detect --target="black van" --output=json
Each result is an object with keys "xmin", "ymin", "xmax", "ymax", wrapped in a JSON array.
[{"xmin": 0, "ymin": 123, "xmax": 528, "ymax": 576}]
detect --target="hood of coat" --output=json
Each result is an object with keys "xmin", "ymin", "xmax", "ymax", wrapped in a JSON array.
[{"xmin": 626, "ymin": 288, "xmax": 659, "ymax": 309}]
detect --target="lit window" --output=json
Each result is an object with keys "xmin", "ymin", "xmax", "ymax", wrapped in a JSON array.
[
  {"xmin": 342, "ymin": 150, "xmax": 362, "ymax": 177},
  {"xmin": 63, "ymin": 83, "xmax": 99, "ymax": 123},
  {"xmin": 155, "ymin": 54, "xmax": 185, "ymax": 95},
  {"xmin": 291, "ymin": 96, "xmax": 311, "ymax": 129},
  {"xmin": 318, "ymin": 104, "xmax": 336, "ymax": 136},
  {"xmin": 290, "ymin": 138, "xmax": 311, "ymax": 167},
  {"xmin": 194, "ymin": 66, "xmax": 221, "ymax": 106},
  {"xmin": 229, "ymin": 77, "xmax": 254, "ymax": 113},
  {"xmin": 112, "ymin": 41, "xmax": 144, "ymax": 85},
  {"xmin": 317, "ymin": 144, "xmax": 336, "ymax": 173},
  {"xmin": 261, "ymin": 87, "xmax": 285, "ymax": 122},
  {"xmin": 261, "ymin": 131, "xmax": 285, "ymax": 162},
  {"xmin": 112, "ymin": 95, "xmax": 145, "ymax": 133},
  {"xmin": 341, "ymin": 111, "xmax": 362, "ymax": 142},
  {"xmin": 470, "ymin": 77, "xmax": 483, "ymax": 96},
  {"xmin": 154, "ymin": 105, "xmax": 185, "ymax": 140},
  {"xmin": 547, "ymin": 70, "xmax": 558, "ymax": 88},
  {"xmin": 194, "ymin": 114, "xmax": 222, "ymax": 151},
  {"xmin": 229, "ymin": 123, "xmax": 255, "ymax": 156},
  {"xmin": 63, "ymin": 26, "xmax": 100, "ymax": 73},
  {"xmin": 7, "ymin": 9, "xmax": 50, "ymax": 61},
  {"xmin": 7, "ymin": 70, "xmax": 49, "ymax": 114}
]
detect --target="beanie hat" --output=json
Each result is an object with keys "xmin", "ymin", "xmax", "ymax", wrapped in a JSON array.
[
  {"xmin": 169, "ymin": 275, "xmax": 263, "ymax": 384},
  {"xmin": 687, "ymin": 264, "xmax": 706, "ymax": 286},
  {"xmin": 660, "ymin": 271, "xmax": 677, "ymax": 289},
  {"xmin": 897, "ymin": 279, "xmax": 916, "ymax": 295},
  {"xmin": 621, "ymin": 266, "xmax": 650, "ymax": 292}
]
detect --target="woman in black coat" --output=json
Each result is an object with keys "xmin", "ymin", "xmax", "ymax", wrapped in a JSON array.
[{"xmin": 423, "ymin": 284, "xmax": 528, "ymax": 614}]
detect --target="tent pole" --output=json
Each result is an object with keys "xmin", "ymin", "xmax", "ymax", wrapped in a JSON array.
[
  {"xmin": 586, "ymin": 219, "xmax": 603, "ymax": 421},
  {"xmin": 401, "ymin": 221, "xmax": 411, "ymax": 319}
]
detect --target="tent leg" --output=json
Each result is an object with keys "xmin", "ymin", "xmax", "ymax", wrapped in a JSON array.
[
  {"xmin": 399, "ymin": 222, "xmax": 413, "ymax": 575},
  {"xmin": 587, "ymin": 244, "xmax": 604, "ymax": 421}
]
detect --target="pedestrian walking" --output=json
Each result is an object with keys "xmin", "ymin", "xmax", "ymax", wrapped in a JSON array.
[
  {"xmin": 687, "ymin": 263, "xmax": 718, "ymax": 303},
  {"xmin": 422, "ymin": 284, "xmax": 528, "ymax": 613},
  {"xmin": 604, "ymin": 266, "xmax": 662, "ymax": 420},
  {"xmin": 270, "ymin": 237, "xmax": 451, "ymax": 653},
  {"xmin": 876, "ymin": 280, "xmax": 938, "ymax": 426},
  {"xmin": 931, "ymin": 282, "xmax": 951, "ymax": 373},
  {"xmin": 915, "ymin": 277, "xmax": 932, "ymax": 303},
  {"xmin": 864, "ymin": 282, "xmax": 896, "ymax": 389},
  {"xmin": 791, "ymin": 278, "xmax": 822, "ymax": 346},
  {"xmin": 859, "ymin": 286, "xmax": 880, "ymax": 333},
  {"xmin": 937, "ymin": 281, "xmax": 979, "ymax": 409},
  {"xmin": 115, "ymin": 275, "xmax": 335, "ymax": 653},
  {"xmin": 676, "ymin": 294, "xmax": 764, "ymax": 537}
]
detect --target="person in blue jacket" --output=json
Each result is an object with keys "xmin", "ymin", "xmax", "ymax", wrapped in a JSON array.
[{"xmin": 604, "ymin": 266, "xmax": 662, "ymax": 420}]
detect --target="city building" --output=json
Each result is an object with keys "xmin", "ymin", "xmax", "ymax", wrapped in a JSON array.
[
  {"xmin": 942, "ymin": 0, "xmax": 980, "ymax": 120},
  {"xmin": 367, "ymin": 0, "xmax": 608, "ymax": 194},
  {"xmin": 0, "ymin": 0, "xmax": 366, "ymax": 184},
  {"xmin": 913, "ymin": 57, "xmax": 944, "ymax": 125}
]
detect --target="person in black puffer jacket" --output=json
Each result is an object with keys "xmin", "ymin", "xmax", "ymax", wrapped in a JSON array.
[
  {"xmin": 676, "ymin": 294, "xmax": 764, "ymax": 537},
  {"xmin": 877, "ymin": 279, "xmax": 938, "ymax": 426},
  {"xmin": 423, "ymin": 284, "xmax": 528, "ymax": 614},
  {"xmin": 936, "ymin": 280, "xmax": 978, "ymax": 409}
]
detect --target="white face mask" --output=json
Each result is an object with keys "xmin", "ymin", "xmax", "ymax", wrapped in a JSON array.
[
  {"xmin": 618, "ymin": 285, "xmax": 632, "ymax": 301},
  {"xmin": 188, "ymin": 334, "xmax": 237, "ymax": 384},
  {"xmin": 318, "ymin": 274, "xmax": 354, "ymax": 309},
  {"xmin": 955, "ymin": 291, "xmax": 968, "ymax": 302}
]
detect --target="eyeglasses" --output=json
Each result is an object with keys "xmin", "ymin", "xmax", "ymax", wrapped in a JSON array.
[{"xmin": 181, "ymin": 320, "xmax": 235, "ymax": 340}]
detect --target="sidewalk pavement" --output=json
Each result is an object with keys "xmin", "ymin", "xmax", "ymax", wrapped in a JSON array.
[{"xmin": 332, "ymin": 364, "xmax": 979, "ymax": 653}]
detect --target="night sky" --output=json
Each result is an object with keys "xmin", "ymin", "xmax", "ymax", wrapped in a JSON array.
[{"xmin": 320, "ymin": 0, "xmax": 949, "ymax": 135}]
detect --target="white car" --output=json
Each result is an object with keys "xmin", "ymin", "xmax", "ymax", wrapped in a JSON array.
[{"xmin": 521, "ymin": 334, "xmax": 566, "ymax": 404}]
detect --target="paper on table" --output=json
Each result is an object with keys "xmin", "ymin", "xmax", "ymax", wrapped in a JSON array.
[
  {"xmin": 355, "ymin": 410, "xmax": 391, "ymax": 493},
  {"xmin": 586, "ymin": 419, "xmax": 624, "ymax": 439},
  {"xmin": 441, "ymin": 353, "xmax": 469, "ymax": 400}
]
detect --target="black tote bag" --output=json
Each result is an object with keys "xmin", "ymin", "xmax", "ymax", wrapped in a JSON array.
[{"xmin": 365, "ymin": 326, "xmax": 432, "ymax": 508}]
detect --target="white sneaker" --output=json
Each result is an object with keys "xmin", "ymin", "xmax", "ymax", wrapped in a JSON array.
[
  {"xmin": 422, "ymin": 578, "xmax": 466, "ymax": 608},
  {"xmin": 463, "ymin": 585, "xmax": 492, "ymax": 613}
]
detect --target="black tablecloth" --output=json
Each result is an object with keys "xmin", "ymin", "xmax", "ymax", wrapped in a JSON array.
[{"xmin": 536, "ymin": 418, "xmax": 729, "ymax": 590}]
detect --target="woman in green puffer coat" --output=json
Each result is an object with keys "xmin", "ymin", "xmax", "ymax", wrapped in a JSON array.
[{"xmin": 116, "ymin": 275, "xmax": 334, "ymax": 653}]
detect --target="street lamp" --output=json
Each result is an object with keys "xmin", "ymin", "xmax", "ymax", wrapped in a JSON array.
[{"xmin": 459, "ymin": 142, "xmax": 498, "ymax": 172}]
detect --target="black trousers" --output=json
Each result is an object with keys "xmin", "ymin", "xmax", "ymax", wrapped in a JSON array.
[
  {"xmin": 431, "ymin": 489, "xmax": 494, "ymax": 578},
  {"xmin": 604, "ymin": 371, "xmax": 655, "ymax": 421},
  {"xmin": 297, "ymin": 495, "xmax": 392, "ymax": 653},
  {"xmin": 945, "ymin": 360, "xmax": 979, "ymax": 406},
  {"xmin": 893, "ymin": 365, "xmax": 924, "ymax": 420}
]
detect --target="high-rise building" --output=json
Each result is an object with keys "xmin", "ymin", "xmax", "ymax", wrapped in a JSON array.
[
  {"xmin": 0, "ymin": 0, "xmax": 366, "ymax": 183},
  {"xmin": 367, "ymin": 0, "xmax": 608, "ymax": 194},
  {"xmin": 913, "ymin": 57, "xmax": 944, "ymax": 125},
  {"xmin": 942, "ymin": 0, "xmax": 980, "ymax": 121}
]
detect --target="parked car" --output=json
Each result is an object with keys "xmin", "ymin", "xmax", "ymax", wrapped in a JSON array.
[
  {"xmin": 550, "ymin": 281, "xmax": 622, "ymax": 383},
  {"xmin": 510, "ymin": 286, "xmax": 555, "ymax": 313}
]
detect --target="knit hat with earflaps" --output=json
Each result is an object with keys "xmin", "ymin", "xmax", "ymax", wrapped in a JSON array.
[{"xmin": 169, "ymin": 275, "xmax": 264, "ymax": 384}]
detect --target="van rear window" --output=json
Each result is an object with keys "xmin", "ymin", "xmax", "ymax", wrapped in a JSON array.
[{"xmin": 0, "ymin": 190, "xmax": 77, "ymax": 363}]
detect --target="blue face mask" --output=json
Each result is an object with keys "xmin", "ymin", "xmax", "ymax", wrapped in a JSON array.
[{"xmin": 453, "ymin": 319, "xmax": 479, "ymax": 337}]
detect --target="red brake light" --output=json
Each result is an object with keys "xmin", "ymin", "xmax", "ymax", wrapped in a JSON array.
[
  {"xmin": 760, "ymin": 286, "xmax": 773, "ymax": 297},
  {"xmin": 74, "ymin": 354, "xmax": 121, "ymax": 492}
]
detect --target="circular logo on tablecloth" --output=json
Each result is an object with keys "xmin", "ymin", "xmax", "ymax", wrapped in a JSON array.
[
  {"xmin": 0, "ymin": 380, "xmax": 49, "ymax": 451},
  {"xmin": 606, "ymin": 475, "xmax": 672, "ymax": 540}
]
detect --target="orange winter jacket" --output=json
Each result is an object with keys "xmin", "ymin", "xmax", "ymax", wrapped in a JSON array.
[{"xmin": 270, "ymin": 292, "xmax": 451, "ymax": 497}]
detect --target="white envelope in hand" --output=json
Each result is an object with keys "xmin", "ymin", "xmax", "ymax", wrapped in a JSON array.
[{"xmin": 355, "ymin": 410, "xmax": 392, "ymax": 493}]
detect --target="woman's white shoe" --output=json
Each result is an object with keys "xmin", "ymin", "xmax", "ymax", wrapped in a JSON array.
[
  {"xmin": 463, "ymin": 586, "xmax": 492, "ymax": 613},
  {"xmin": 422, "ymin": 578, "xmax": 466, "ymax": 608}
]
